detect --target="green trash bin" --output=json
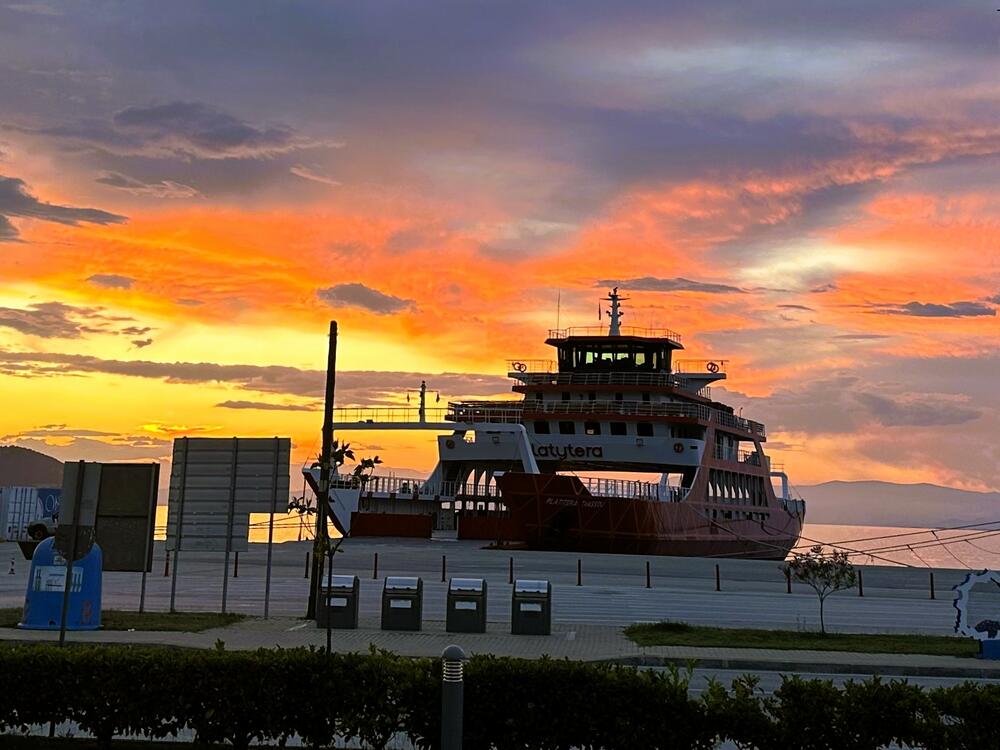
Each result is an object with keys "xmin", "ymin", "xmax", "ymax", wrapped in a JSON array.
[
  {"xmin": 446, "ymin": 577, "xmax": 487, "ymax": 633},
  {"xmin": 381, "ymin": 576, "xmax": 423, "ymax": 631},
  {"xmin": 511, "ymin": 579, "xmax": 551, "ymax": 635}
]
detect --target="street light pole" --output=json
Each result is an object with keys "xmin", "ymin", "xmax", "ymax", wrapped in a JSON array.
[{"xmin": 307, "ymin": 321, "xmax": 337, "ymax": 620}]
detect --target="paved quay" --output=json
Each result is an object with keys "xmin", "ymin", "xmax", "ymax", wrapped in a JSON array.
[
  {"xmin": 5, "ymin": 617, "xmax": 1000, "ymax": 681},
  {"xmin": 2, "ymin": 537, "xmax": 986, "ymax": 637}
]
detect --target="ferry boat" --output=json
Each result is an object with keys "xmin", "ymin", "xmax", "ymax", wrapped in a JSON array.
[{"xmin": 307, "ymin": 290, "xmax": 805, "ymax": 560}]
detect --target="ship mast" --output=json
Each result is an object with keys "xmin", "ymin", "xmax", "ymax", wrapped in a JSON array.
[{"xmin": 603, "ymin": 287, "xmax": 628, "ymax": 336}]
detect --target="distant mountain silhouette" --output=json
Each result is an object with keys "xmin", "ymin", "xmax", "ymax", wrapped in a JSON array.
[
  {"xmin": 0, "ymin": 446, "xmax": 64, "ymax": 487},
  {"xmin": 799, "ymin": 480, "xmax": 1000, "ymax": 528}
]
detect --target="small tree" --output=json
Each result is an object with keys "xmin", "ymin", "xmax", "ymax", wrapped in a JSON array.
[{"xmin": 782, "ymin": 545, "xmax": 857, "ymax": 634}]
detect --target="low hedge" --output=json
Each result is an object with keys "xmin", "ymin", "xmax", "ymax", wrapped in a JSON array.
[{"xmin": 1, "ymin": 644, "xmax": 998, "ymax": 749}]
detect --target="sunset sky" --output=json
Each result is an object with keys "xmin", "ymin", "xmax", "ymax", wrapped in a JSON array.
[{"xmin": 1, "ymin": 1, "xmax": 998, "ymax": 502}]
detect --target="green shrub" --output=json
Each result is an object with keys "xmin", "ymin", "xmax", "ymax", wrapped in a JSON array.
[{"xmin": 0, "ymin": 645, "xmax": 998, "ymax": 749}]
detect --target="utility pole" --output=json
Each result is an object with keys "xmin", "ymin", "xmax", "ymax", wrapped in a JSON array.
[{"xmin": 307, "ymin": 321, "xmax": 337, "ymax": 619}]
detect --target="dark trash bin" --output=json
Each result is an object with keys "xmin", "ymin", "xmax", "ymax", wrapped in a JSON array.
[
  {"xmin": 511, "ymin": 579, "xmax": 551, "ymax": 635},
  {"xmin": 446, "ymin": 577, "xmax": 487, "ymax": 633},
  {"xmin": 317, "ymin": 574, "xmax": 360, "ymax": 629},
  {"xmin": 381, "ymin": 576, "xmax": 423, "ymax": 631}
]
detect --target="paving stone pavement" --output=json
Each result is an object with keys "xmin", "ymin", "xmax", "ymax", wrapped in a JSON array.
[{"xmin": 5, "ymin": 617, "xmax": 1000, "ymax": 679}]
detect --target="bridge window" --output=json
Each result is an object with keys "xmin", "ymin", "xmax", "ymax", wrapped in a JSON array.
[
  {"xmin": 636, "ymin": 422, "xmax": 654, "ymax": 437},
  {"xmin": 584, "ymin": 421, "xmax": 601, "ymax": 435},
  {"xmin": 610, "ymin": 422, "xmax": 627, "ymax": 436},
  {"xmin": 533, "ymin": 420, "xmax": 550, "ymax": 434},
  {"xmin": 558, "ymin": 421, "xmax": 576, "ymax": 435}
]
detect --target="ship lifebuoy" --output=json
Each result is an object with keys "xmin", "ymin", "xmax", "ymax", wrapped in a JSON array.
[
  {"xmin": 445, "ymin": 439, "xmax": 456, "ymax": 449},
  {"xmin": 513, "ymin": 361, "xmax": 527, "ymax": 373},
  {"xmin": 673, "ymin": 442, "xmax": 685, "ymax": 454},
  {"xmin": 706, "ymin": 361, "xmax": 720, "ymax": 373}
]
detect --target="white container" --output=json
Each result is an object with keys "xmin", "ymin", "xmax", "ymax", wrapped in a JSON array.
[{"xmin": 0, "ymin": 486, "xmax": 61, "ymax": 542}]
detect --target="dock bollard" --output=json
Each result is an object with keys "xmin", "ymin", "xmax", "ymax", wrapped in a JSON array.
[
  {"xmin": 646, "ymin": 560, "xmax": 651, "ymax": 589},
  {"xmin": 373, "ymin": 552, "xmax": 379, "ymax": 580},
  {"xmin": 577, "ymin": 559, "xmax": 582, "ymax": 586},
  {"xmin": 930, "ymin": 572, "xmax": 935, "ymax": 600},
  {"xmin": 785, "ymin": 568, "xmax": 791, "ymax": 594},
  {"xmin": 715, "ymin": 564, "xmax": 721, "ymax": 592},
  {"xmin": 441, "ymin": 645, "xmax": 467, "ymax": 750},
  {"xmin": 858, "ymin": 569, "xmax": 864, "ymax": 597}
]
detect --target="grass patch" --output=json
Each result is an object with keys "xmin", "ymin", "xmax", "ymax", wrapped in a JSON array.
[
  {"xmin": 0, "ymin": 608, "xmax": 245, "ymax": 633},
  {"xmin": 624, "ymin": 621, "xmax": 979, "ymax": 658}
]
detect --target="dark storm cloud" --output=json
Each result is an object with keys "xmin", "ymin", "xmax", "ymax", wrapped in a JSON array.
[
  {"xmin": 0, "ymin": 350, "xmax": 511, "ymax": 403},
  {"xmin": 596, "ymin": 277, "xmax": 745, "ymax": 294},
  {"xmin": 0, "ymin": 302, "xmax": 102, "ymax": 338},
  {"xmin": 0, "ymin": 175, "xmax": 126, "ymax": 240},
  {"xmin": 25, "ymin": 102, "xmax": 327, "ymax": 161},
  {"xmin": 316, "ymin": 283, "xmax": 415, "ymax": 315},
  {"xmin": 854, "ymin": 392, "xmax": 981, "ymax": 428},
  {"xmin": 86, "ymin": 273, "xmax": 134, "ymax": 289},
  {"xmin": 875, "ymin": 301, "xmax": 996, "ymax": 318}
]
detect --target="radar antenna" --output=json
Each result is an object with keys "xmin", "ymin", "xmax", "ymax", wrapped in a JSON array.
[{"xmin": 602, "ymin": 287, "xmax": 628, "ymax": 336}]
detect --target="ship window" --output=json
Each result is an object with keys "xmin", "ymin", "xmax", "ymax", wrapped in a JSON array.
[
  {"xmin": 558, "ymin": 421, "xmax": 576, "ymax": 435},
  {"xmin": 614, "ymin": 392, "xmax": 623, "ymax": 401},
  {"xmin": 534, "ymin": 420, "xmax": 550, "ymax": 434},
  {"xmin": 636, "ymin": 422, "xmax": 654, "ymax": 437},
  {"xmin": 534, "ymin": 391, "xmax": 543, "ymax": 401},
  {"xmin": 641, "ymin": 392, "xmax": 651, "ymax": 402},
  {"xmin": 587, "ymin": 391, "xmax": 596, "ymax": 401},
  {"xmin": 561, "ymin": 392, "xmax": 570, "ymax": 401},
  {"xmin": 584, "ymin": 421, "xmax": 601, "ymax": 435},
  {"xmin": 635, "ymin": 351, "xmax": 647, "ymax": 366},
  {"xmin": 610, "ymin": 422, "xmax": 627, "ymax": 436}
]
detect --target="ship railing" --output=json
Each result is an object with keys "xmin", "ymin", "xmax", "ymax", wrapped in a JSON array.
[
  {"xmin": 333, "ymin": 406, "xmax": 451, "ymax": 423},
  {"xmin": 507, "ymin": 359, "xmax": 558, "ymax": 374},
  {"xmin": 547, "ymin": 326, "xmax": 683, "ymax": 344},
  {"xmin": 447, "ymin": 400, "xmax": 713, "ymax": 421},
  {"xmin": 339, "ymin": 474, "xmax": 503, "ymax": 500},
  {"xmin": 713, "ymin": 446, "xmax": 765, "ymax": 466},
  {"xmin": 509, "ymin": 370, "xmax": 684, "ymax": 387},
  {"xmin": 714, "ymin": 410, "xmax": 767, "ymax": 438},
  {"xmin": 578, "ymin": 476, "xmax": 661, "ymax": 500},
  {"xmin": 674, "ymin": 359, "xmax": 728, "ymax": 375}
]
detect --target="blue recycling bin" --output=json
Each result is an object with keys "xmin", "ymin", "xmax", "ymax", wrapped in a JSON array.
[{"xmin": 19, "ymin": 537, "xmax": 103, "ymax": 630}]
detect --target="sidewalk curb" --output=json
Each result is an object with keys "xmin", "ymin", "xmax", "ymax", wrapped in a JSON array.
[{"xmin": 613, "ymin": 655, "xmax": 1000, "ymax": 680}]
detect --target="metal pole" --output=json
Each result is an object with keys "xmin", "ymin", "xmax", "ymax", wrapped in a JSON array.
[
  {"xmin": 164, "ymin": 550, "xmax": 170, "ymax": 577},
  {"xmin": 304, "ymin": 551, "xmax": 310, "ymax": 579},
  {"xmin": 929, "ymin": 572, "xmax": 935, "ymax": 600},
  {"xmin": 441, "ymin": 554, "xmax": 447, "ymax": 583},
  {"xmin": 785, "ymin": 568, "xmax": 791, "ymax": 594},
  {"xmin": 576, "ymin": 559, "xmax": 581, "ymax": 586},
  {"xmin": 234, "ymin": 551, "xmax": 240, "ymax": 578},
  {"xmin": 326, "ymin": 550, "xmax": 334, "ymax": 655},
  {"xmin": 441, "ymin": 645, "xmax": 466, "ymax": 750},
  {"xmin": 373, "ymin": 552, "xmax": 379, "ymax": 579},
  {"xmin": 508, "ymin": 556, "xmax": 513, "ymax": 585},
  {"xmin": 858, "ymin": 569, "xmax": 864, "ymax": 597},
  {"xmin": 221, "ymin": 437, "xmax": 239, "ymax": 614},
  {"xmin": 170, "ymin": 438, "xmax": 189, "ymax": 614},
  {"xmin": 308, "ymin": 321, "xmax": 338, "ymax": 620},
  {"xmin": 58, "ymin": 461, "xmax": 86, "ymax": 647},
  {"xmin": 264, "ymin": 436, "xmax": 278, "ymax": 619},
  {"xmin": 715, "ymin": 564, "xmax": 721, "ymax": 592},
  {"xmin": 139, "ymin": 463, "xmax": 157, "ymax": 615},
  {"xmin": 645, "ymin": 561, "xmax": 651, "ymax": 589}
]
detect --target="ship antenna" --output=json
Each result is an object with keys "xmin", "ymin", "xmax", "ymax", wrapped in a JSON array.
[{"xmin": 603, "ymin": 286, "xmax": 628, "ymax": 336}]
